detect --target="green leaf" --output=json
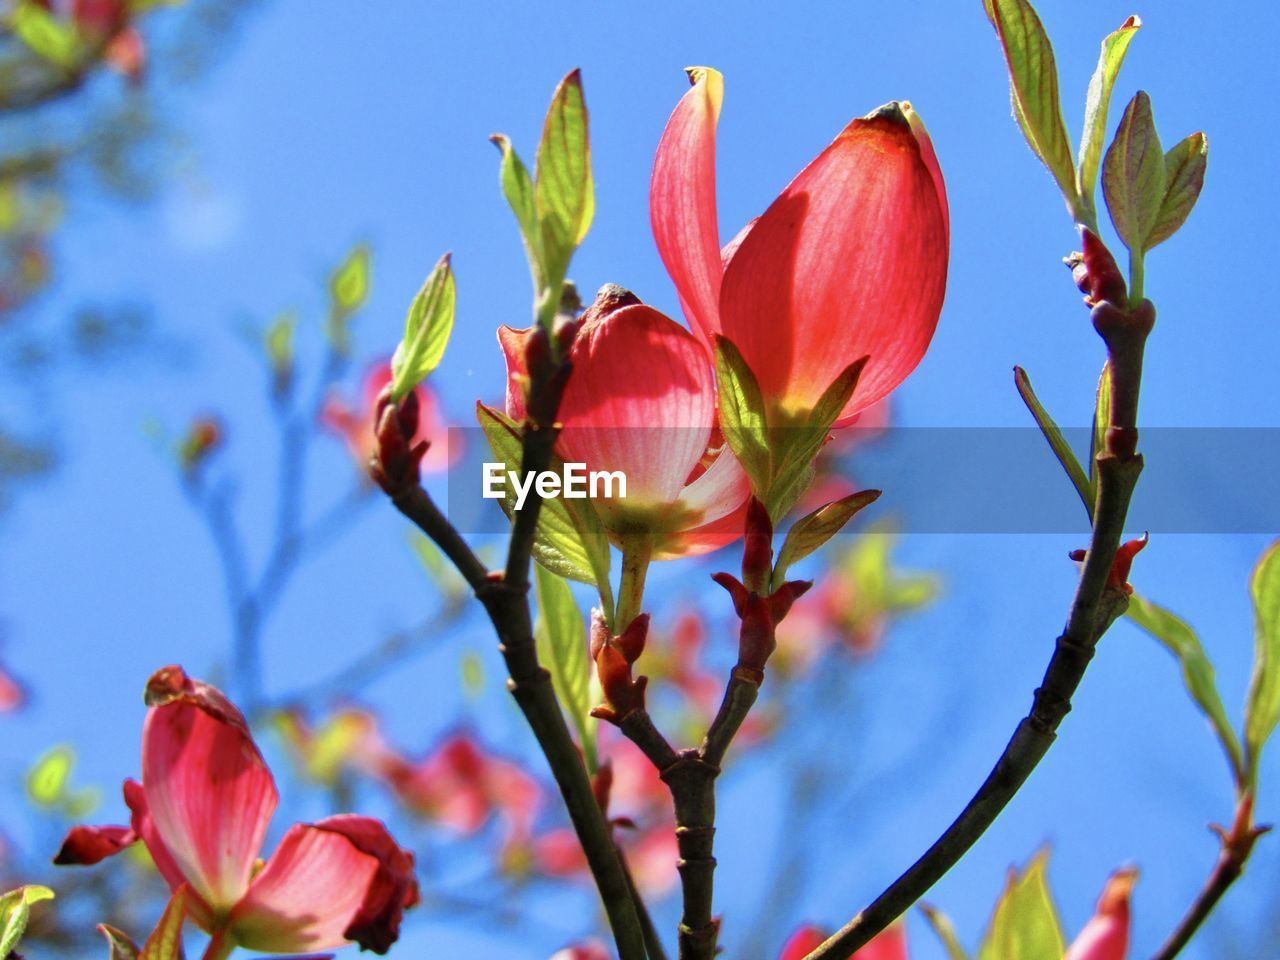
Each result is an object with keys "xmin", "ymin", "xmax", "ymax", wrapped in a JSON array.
[
  {"xmin": 12, "ymin": 2, "xmax": 81, "ymax": 69},
  {"xmin": 1146, "ymin": 132, "xmax": 1208, "ymax": 250},
  {"xmin": 139, "ymin": 887, "xmax": 186, "ymax": 960},
  {"xmin": 920, "ymin": 904, "xmax": 971, "ymax": 960},
  {"xmin": 1089, "ymin": 361, "xmax": 1111, "ymax": 502},
  {"xmin": 1014, "ymin": 366, "xmax": 1092, "ymax": 519},
  {"xmin": 264, "ymin": 310, "xmax": 296, "ymax": 373},
  {"xmin": 1127, "ymin": 592, "xmax": 1244, "ymax": 783},
  {"xmin": 535, "ymin": 69, "xmax": 593, "ymax": 291},
  {"xmin": 476, "ymin": 403, "xmax": 603, "ymax": 585},
  {"xmin": 773, "ymin": 490, "xmax": 882, "ymax": 588},
  {"xmin": 329, "ymin": 244, "xmax": 371, "ymax": 316},
  {"xmin": 99, "ymin": 924, "xmax": 142, "ymax": 960},
  {"xmin": 535, "ymin": 566, "xmax": 598, "ymax": 772},
  {"xmin": 1245, "ymin": 539, "xmax": 1280, "ymax": 784},
  {"xmin": 1077, "ymin": 16, "xmax": 1141, "ymax": 229},
  {"xmin": 976, "ymin": 852, "xmax": 1065, "ymax": 960},
  {"xmin": 713, "ymin": 336, "xmax": 771, "ymax": 495},
  {"xmin": 766, "ymin": 358, "xmax": 866, "ymax": 521},
  {"xmin": 984, "ymin": 0, "xmax": 1079, "ymax": 218},
  {"xmin": 1102, "ymin": 91, "xmax": 1167, "ymax": 253},
  {"xmin": 390, "ymin": 253, "xmax": 455, "ymax": 400},
  {"xmin": 492, "ymin": 134, "xmax": 543, "ymax": 292},
  {"xmin": 0, "ymin": 885, "xmax": 55, "ymax": 958},
  {"xmin": 27, "ymin": 744, "xmax": 73, "ymax": 808}
]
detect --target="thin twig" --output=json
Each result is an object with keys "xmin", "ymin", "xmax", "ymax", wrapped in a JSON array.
[{"xmin": 805, "ymin": 296, "xmax": 1154, "ymax": 959}]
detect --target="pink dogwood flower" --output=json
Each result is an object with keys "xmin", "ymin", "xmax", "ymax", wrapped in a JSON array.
[
  {"xmin": 652, "ymin": 68, "xmax": 949, "ymax": 424},
  {"xmin": 323, "ymin": 360, "xmax": 456, "ymax": 477},
  {"xmin": 1065, "ymin": 868, "xmax": 1136, "ymax": 960},
  {"xmin": 779, "ymin": 924, "xmax": 906, "ymax": 960},
  {"xmin": 54, "ymin": 666, "xmax": 419, "ymax": 956},
  {"xmin": 498, "ymin": 287, "xmax": 750, "ymax": 559}
]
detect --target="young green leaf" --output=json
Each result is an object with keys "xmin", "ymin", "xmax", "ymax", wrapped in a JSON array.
[
  {"xmin": 477, "ymin": 403, "xmax": 600, "ymax": 585},
  {"xmin": 1244, "ymin": 538, "xmax": 1280, "ymax": 784},
  {"xmin": 12, "ymin": 2, "xmax": 80, "ymax": 69},
  {"xmin": 920, "ymin": 904, "xmax": 971, "ymax": 960},
  {"xmin": 1127, "ymin": 592, "xmax": 1244, "ymax": 784},
  {"xmin": 535, "ymin": 69, "xmax": 594, "ymax": 289},
  {"xmin": 1102, "ymin": 91, "xmax": 1166, "ymax": 253},
  {"xmin": 98, "ymin": 924, "xmax": 141, "ymax": 960},
  {"xmin": 27, "ymin": 744, "xmax": 74, "ymax": 808},
  {"xmin": 329, "ymin": 244, "xmax": 372, "ymax": 317},
  {"xmin": 984, "ymin": 0, "xmax": 1079, "ymax": 218},
  {"xmin": 714, "ymin": 336, "xmax": 771, "ymax": 495},
  {"xmin": 766, "ymin": 357, "xmax": 866, "ymax": 521},
  {"xmin": 139, "ymin": 886, "xmax": 186, "ymax": 960},
  {"xmin": 491, "ymin": 134, "xmax": 543, "ymax": 291},
  {"xmin": 0, "ymin": 885, "xmax": 54, "ymax": 958},
  {"xmin": 976, "ymin": 852, "xmax": 1065, "ymax": 960},
  {"xmin": 1077, "ymin": 16, "xmax": 1141, "ymax": 229},
  {"xmin": 1014, "ymin": 366, "xmax": 1093, "ymax": 519},
  {"xmin": 390, "ymin": 253, "xmax": 455, "ymax": 400},
  {"xmin": 1089, "ymin": 361, "xmax": 1111, "ymax": 501},
  {"xmin": 1146, "ymin": 132, "xmax": 1208, "ymax": 249},
  {"xmin": 534, "ymin": 565, "xmax": 598, "ymax": 772},
  {"xmin": 773, "ymin": 490, "xmax": 882, "ymax": 587}
]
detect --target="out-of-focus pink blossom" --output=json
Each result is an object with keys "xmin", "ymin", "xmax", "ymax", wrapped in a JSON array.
[
  {"xmin": 54, "ymin": 666, "xmax": 418, "ymax": 955},
  {"xmin": 550, "ymin": 941, "xmax": 612, "ymax": 960},
  {"xmin": 1065, "ymin": 868, "xmax": 1136, "ymax": 960},
  {"xmin": 779, "ymin": 924, "xmax": 906, "ymax": 960},
  {"xmin": 376, "ymin": 732, "xmax": 541, "ymax": 841},
  {"xmin": 323, "ymin": 361, "xmax": 456, "ymax": 476}
]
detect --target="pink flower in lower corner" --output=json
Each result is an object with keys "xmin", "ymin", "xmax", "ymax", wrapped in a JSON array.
[
  {"xmin": 497, "ymin": 288, "xmax": 750, "ymax": 559},
  {"xmin": 54, "ymin": 666, "xmax": 419, "ymax": 955},
  {"xmin": 323, "ymin": 360, "xmax": 457, "ymax": 477},
  {"xmin": 1065, "ymin": 868, "xmax": 1136, "ymax": 960},
  {"xmin": 780, "ymin": 924, "xmax": 906, "ymax": 960}
]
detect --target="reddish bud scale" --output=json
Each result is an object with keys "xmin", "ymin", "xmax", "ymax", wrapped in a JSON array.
[
  {"xmin": 741, "ymin": 497, "xmax": 774, "ymax": 593},
  {"xmin": 371, "ymin": 386, "xmax": 430, "ymax": 494},
  {"xmin": 589, "ymin": 611, "xmax": 651, "ymax": 723},
  {"xmin": 1079, "ymin": 229, "xmax": 1127, "ymax": 307},
  {"xmin": 713, "ymin": 573, "xmax": 813, "ymax": 677}
]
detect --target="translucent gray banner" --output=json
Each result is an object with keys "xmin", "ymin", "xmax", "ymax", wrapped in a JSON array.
[{"xmin": 438, "ymin": 427, "xmax": 1280, "ymax": 534}]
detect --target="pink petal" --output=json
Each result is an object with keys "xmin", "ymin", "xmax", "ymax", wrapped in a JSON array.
[
  {"xmin": 779, "ymin": 926, "xmax": 826, "ymax": 960},
  {"xmin": 230, "ymin": 817, "xmax": 418, "ymax": 956},
  {"xmin": 557, "ymin": 304, "xmax": 716, "ymax": 513},
  {"xmin": 498, "ymin": 325, "xmax": 531, "ymax": 422},
  {"xmin": 1065, "ymin": 868, "xmax": 1136, "ymax": 960},
  {"xmin": 654, "ymin": 447, "xmax": 750, "ymax": 560},
  {"xmin": 53, "ymin": 823, "xmax": 137, "ymax": 866},
  {"xmin": 719, "ymin": 102, "xmax": 949, "ymax": 424},
  {"xmin": 124, "ymin": 779, "xmax": 217, "ymax": 932},
  {"xmin": 141, "ymin": 666, "xmax": 278, "ymax": 913},
  {"xmin": 651, "ymin": 67, "xmax": 725, "ymax": 345},
  {"xmin": 854, "ymin": 923, "xmax": 909, "ymax": 960}
]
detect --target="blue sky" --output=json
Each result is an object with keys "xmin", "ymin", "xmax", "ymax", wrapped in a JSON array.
[{"xmin": 4, "ymin": 0, "xmax": 1280, "ymax": 957}]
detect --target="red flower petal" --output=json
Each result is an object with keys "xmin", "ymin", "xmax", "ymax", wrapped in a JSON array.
[
  {"xmin": 779, "ymin": 926, "xmax": 826, "ymax": 960},
  {"xmin": 719, "ymin": 103, "xmax": 948, "ymax": 424},
  {"xmin": 558, "ymin": 303, "xmax": 717, "ymax": 513},
  {"xmin": 231, "ymin": 816, "xmax": 418, "ymax": 955},
  {"xmin": 651, "ymin": 66, "xmax": 725, "ymax": 345},
  {"xmin": 1065, "ymin": 868, "xmax": 1136, "ymax": 960},
  {"xmin": 52, "ymin": 823, "xmax": 137, "ymax": 866},
  {"xmin": 141, "ymin": 666, "xmax": 278, "ymax": 912},
  {"xmin": 123, "ymin": 779, "xmax": 217, "ymax": 932}
]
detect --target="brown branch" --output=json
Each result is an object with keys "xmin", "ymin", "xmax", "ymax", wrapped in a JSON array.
[
  {"xmin": 1152, "ymin": 795, "xmax": 1269, "ymax": 960},
  {"xmin": 806, "ymin": 295, "xmax": 1155, "ymax": 960}
]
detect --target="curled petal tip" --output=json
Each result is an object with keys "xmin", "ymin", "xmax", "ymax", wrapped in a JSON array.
[{"xmin": 860, "ymin": 100, "xmax": 912, "ymax": 127}]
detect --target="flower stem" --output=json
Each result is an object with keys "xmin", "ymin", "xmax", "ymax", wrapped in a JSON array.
[
  {"xmin": 201, "ymin": 933, "xmax": 235, "ymax": 960},
  {"xmin": 616, "ymin": 537, "xmax": 653, "ymax": 630}
]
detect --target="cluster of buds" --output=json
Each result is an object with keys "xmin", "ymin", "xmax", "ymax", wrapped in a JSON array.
[
  {"xmin": 712, "ymin": 500, "xmax": 812, "ymax": 681},
  {"xmin": 589, "ymin": 610, "xmax": 650, "ymax": 723},
  {"xmin": 370, "ymin": 382, "xmax": 429, "ymax": 494}
]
